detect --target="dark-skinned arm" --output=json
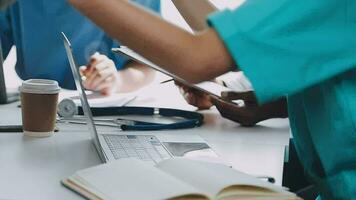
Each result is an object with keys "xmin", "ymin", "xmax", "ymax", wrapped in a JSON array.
[
  {"xmin": 171, "ymin": 1, "xmax": 288, "ymax": 121},
  {"xmin": 172, "ymin": 0, "xmax": 216, "ymax": 32},
  {"xmin": 211, "ymin": 91, "xmax": 288, "ymax": 126},
  {"xmin": 68, "ymin": 0, "xmax": 234, "ymax": 83}
]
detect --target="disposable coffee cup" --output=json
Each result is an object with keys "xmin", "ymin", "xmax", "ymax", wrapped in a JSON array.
[{"xmin": 20, "ymin": 79, "xmax": 60, "ymax": 137}]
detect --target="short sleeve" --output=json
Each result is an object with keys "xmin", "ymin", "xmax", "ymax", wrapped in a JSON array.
[
  {"xmin": 0, "ymin": 9, "xmax": 14, "ymax": 57},
  {"xmin": 207, "ymin": 0, "xmax": 356, "ymax": 103}
]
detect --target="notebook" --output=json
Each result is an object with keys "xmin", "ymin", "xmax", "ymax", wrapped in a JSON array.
[{"xmin": 62, "ymin": 158, "xmax": 301, "ymax": 200}]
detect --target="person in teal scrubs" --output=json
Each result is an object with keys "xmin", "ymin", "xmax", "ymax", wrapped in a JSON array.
[
  {"xmin": 0, "ymin": 0, "xmax": 160, "ymax": 94},
  {"xmin": 69, "ymin": 0, "xmax": 355, "ymax": 199},
  {"xmin": 206, "ymin": 3, "xmax": 356, "ymax": 199}
]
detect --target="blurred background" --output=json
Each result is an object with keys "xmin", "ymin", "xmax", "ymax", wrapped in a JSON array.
[{"xmin": 3, "ymin": 0, "xmax": 244, "ymax": 89}]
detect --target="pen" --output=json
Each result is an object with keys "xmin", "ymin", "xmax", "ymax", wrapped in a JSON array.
[
  {"xmin": 0, "ymin": 125, "xmax": 23, "ymax": 132},
  {"xmin": 80, "ymin": 53, "xmax": 98, "ymax": 81},
  {"xmin": 160, "ymin": 79, "xmax": 174, "ymax": 84},
  {"xmin": 257, "ymin": 176, "xmax": 276, "ymax": 184},
  {"xmin": 0, "ymin": 125, "xmax": 59, "ymax": 133}
]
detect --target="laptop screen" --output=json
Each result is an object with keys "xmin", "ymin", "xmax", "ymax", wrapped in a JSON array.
[
  {"xmin": 0, "ymin": 39, "xmax": 8, "ymax": 103},
  {"xmin": 61, "ymin": 32, "xmax": 107, "ymax": 162}
]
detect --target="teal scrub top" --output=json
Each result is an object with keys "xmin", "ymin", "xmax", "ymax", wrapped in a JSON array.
[
  {"xmin": 207, "ymin": 0, "xmax": 356, "ymax": 199},
  {"xmin": 0, "ymin": 0, "xmax": 160, "ymax": 89}
]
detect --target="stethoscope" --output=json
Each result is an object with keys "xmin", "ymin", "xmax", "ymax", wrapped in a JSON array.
[{"xmin": 57, "ymin": 99, "xmax": 204, "ymax": 131}]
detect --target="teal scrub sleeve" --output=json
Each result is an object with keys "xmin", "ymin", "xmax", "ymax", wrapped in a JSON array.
[
  {"xmin": 207, "ymin": 0, "xmax": 356, "ymax": 104},
  {"xmin": 0, "ymin": 10, "xmax": 14, "ymax": 57}
]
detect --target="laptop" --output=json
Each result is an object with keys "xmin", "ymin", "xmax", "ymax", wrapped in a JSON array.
[
  {"xmin": 0, "ymin": 40, "xmax": 19, "ymax": 104},
  {"xmin": 62, "ymin": 32, "xmax": 221, "ymax": 164}
]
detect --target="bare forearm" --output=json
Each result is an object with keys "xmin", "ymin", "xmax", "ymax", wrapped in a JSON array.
[
  {"xmin": 172, "ymin": 0, "xmax": 216, "ymax": 32},
  {"xmin": 69, "ymin": 0, "xmax": 234, "ymax": 83},
  {"xmin": 116, "ymin": 62, "xmax": 156, "ymax": 93}
]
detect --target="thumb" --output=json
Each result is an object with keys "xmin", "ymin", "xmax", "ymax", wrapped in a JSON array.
[
  {"xmin": 79, "ymin": 65, "xmax": 88, "ymax": 77},
  {"xmin": 221, "ymin": 91, "xmax": 258, "ymax": 105},
  {"xmin": 90, "ymin": 52, "xmax": 100, "ymax": 61},
  {"xmin": 79, "ymin": 65, "xmax": 87, "ymax": 72}
]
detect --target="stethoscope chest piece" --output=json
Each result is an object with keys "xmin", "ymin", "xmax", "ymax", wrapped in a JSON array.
[{"xmin": 57, "ymin": 98, "xmax": 78, "ymax": 118}]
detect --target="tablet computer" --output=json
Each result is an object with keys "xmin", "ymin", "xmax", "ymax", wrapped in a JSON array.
[{"xmin": 112, "ymin": 47, "xmax": 231, "ymax": 98}]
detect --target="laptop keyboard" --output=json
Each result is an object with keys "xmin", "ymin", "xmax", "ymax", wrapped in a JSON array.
[{"xmin": 103, "ymin": 134, "xmax": 172, "ymax": 163}]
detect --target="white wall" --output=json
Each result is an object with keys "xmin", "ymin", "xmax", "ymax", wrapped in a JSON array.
[{"xmin": 161, "ymin": 0, "xmax": 244, "ymax": 31}]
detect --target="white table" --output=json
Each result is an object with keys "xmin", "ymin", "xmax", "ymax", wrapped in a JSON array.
[{"xmin": 0, "ymin": 83, "xmax": 290, "ymax": 200}]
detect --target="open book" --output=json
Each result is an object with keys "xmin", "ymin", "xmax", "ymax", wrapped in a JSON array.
[{"xmin": 62, "ymin": 158, "xmax": 301, "ymax": 200}]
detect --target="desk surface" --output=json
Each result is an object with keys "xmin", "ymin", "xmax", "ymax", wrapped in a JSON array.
[{"xmin": 0, "ymin": 83, "xmax": 290, "ymax": 200}]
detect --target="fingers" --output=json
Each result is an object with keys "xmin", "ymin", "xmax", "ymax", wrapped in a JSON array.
[
  {"xmin": 94, "ymin": 58, "xmax": 114, "ymax": 72},
  {"xmin": 79, "ymin": 65, "xmax": 87, "ymax": 73},
  {"xmin": 212, "ymin": 94, "xmax": 287, "ymax": 126},
  {"xmin": 85, "ymin": 73, "xmax": 117, "ymax": 95},
  {"xmin": 79, "ymin": 65, "xmax": 88, "ymax": 80},
  {"xmin": 89, "ymin": 67, "xmax": 115, "ymax": 89},
  {"xmin": 89, "ymin": 52, "xmax": 106, "ymax": 67},
  {"xmin": 82, "ymin": 53, "xmax": 118, "ymax": 95},
  {"xmin": 80, "ymin": 52, "xmax": 105, "ymax": 79},
  {"xmin": 183, "ymin": 91, "xmax": 198, "ymax": 106},
  {"xmin": 178, "ymin": 86, "xmax": 213, "ymax": 110},
  {"xmin": 87, "ymin": 59, "xmax": 112, "ymax": 83},
  {"xmin": 85, "ymin": 53, "xmax": 109, "ymax": 76},
  {"xmin": 84, "ymin": 68, "xmax": 99, "ymax": 88},
  {"xmin": 212, "ymin": 98, "xmax": 258, "ymax": 126},
  {"xmin": 221, "ymin": 91, "xmax": 257, "ymax": 105},
  {"xmin": 95, "ymin": 79, "xmax": 116, "ymax": 95}
]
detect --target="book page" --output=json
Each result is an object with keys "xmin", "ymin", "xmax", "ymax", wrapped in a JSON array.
[
  {"xmin": 156, "ymin": 158, "xmax": 289, "ymax": 199},
  {"xmin": 59, "ymin": 90, "xmax": 136, "ymax": 107},
  {"xmin": 72, "ymin": 158, "xmax": 208, "ymax": 200}
]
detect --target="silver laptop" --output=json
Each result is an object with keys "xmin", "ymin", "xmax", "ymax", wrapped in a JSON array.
[
  {"xmin": 62, "ymin": 32, "xmax": 174, "ymax": 164},
  {"xmin": 0, "ymin": 39, "xmax": 19, "ymax": 104},
  {"xmin": 62, "ymin": 32, "xmax": 220, "ymax": 165}
]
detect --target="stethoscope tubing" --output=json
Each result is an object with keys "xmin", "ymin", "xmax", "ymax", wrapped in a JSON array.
[{"xmin": 60, "ymin": 106, "xmax": 204, "ymax": 131}]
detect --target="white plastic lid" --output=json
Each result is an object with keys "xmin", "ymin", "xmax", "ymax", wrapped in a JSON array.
[{"xmin": 20, "ymin": 79, "xmax": 61, "ymax": 94}]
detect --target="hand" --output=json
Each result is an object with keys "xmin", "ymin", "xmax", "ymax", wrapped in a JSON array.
[
  {"xmin": 211, "ymin": 91, "xmax": 288, "ymax": 126},
  {"xmin": 80, "ymin": 52, "xmax": 119, "ymax": 95},
  {"xmin": 175, "ymin": 81, "xmax": 213, "ymax": 110}
]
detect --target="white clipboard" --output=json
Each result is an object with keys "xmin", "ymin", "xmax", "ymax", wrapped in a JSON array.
[{"xmin": 112, "ymin": 47, "xmax": 231, "ymax": 98}]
